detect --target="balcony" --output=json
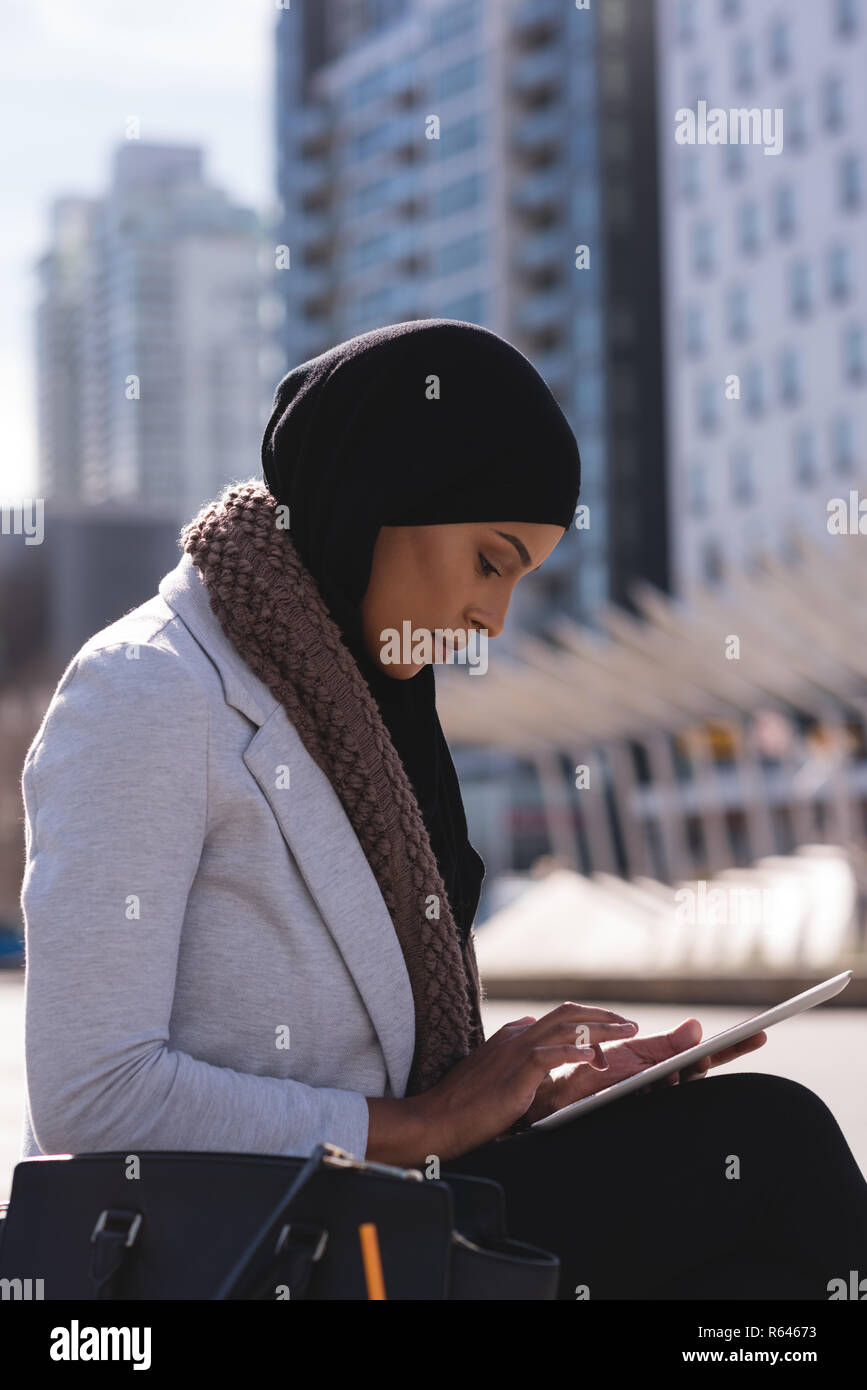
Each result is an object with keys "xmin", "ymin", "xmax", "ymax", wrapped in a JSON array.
[
  {"xmin": 511, "ymin": 46, "xmax": 564, "ymax": 102},
  {"xmin": 511, "ymin": 164, "xmax": 568, "ymax": 220},
  {"xmin": 295, "ymin": 206, "xmax": 335, "ymax": 262},
  {"xmin": 295, "ymin": 105, "xmax": 332, "ymax": 160},
  {"xmin": 513, "ymin": 226, "xmax": 563, "ymax": 277},
  {"xmin": 512, "ymin": 0, "xmax": 562, "ymax": 45},
  {"xmin": 295, "ymin": 160, "xmax": 331, "ymax": 207},
  {"xmin": 294, "ymin": 262, "xmax": 331, "ymax": 299},
  {"xmin": 512, "ymin": 106, "xmax": 563, "ymax": 161},
  {"xmin": 515, "ymin": 287, "xmax": 567, "ymax": 336}
]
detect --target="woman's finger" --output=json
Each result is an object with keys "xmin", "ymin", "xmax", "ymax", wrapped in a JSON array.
[
  {"xmin": 680, "ymin": 1059, "xmax": 710, "ymax": 1081},
  {"xmin": 706, "ymin": 1030, "xmax": 768, "ymax": 1069},
  {"xmin": 535, "ymin": 1002, "xmax": 641, "ymax": 1031}
]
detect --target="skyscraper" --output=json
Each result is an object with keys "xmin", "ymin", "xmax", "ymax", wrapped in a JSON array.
[
  {"xmin": 35, "ymin": 143, "xmax": 269, "ymax": 521},
  {"xmin": 273, "ymin": 0, "xmax": 669, "ymax": 623},
  {"xmin": 657, "ymin": 0, "xmax": 867, "ymax": 590}
]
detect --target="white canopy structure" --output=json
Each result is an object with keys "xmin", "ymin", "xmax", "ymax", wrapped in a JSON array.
[{"xmin": 436, "ymin": 530, "xmax": 867, "ymax": 883}]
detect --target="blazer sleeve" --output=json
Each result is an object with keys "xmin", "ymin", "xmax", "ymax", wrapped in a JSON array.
[{"xmin": 20, "ymin": 640, "xmax": 370, "ymax": 1160}]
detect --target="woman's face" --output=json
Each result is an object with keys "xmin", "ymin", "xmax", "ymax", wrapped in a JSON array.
[{"xmin": 360, "ymin": 520, "xmax": 566, "ymax": 678}]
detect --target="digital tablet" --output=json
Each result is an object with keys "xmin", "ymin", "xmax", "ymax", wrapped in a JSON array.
[{"xmin": 530, "ymin": 970, "xmax": 854, "ymax": 1131}]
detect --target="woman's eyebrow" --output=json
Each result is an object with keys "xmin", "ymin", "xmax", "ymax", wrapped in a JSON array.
[{"xmin": 492, "ymin": 529, "xmax": 540, "ymax": 571}]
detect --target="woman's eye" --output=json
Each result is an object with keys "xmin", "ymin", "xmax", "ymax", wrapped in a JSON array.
[{"xmin": 479, "ymin": 552, "xmax": 501, "ymax": 578}]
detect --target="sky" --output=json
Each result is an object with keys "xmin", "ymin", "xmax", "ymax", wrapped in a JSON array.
[{"xmin": 0, "ymin": 0, "xmax": 278, "ymax": 500}]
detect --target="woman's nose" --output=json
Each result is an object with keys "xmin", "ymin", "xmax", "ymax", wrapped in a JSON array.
[{"xmin": 466, "ymin": 605, "xmax": 507, "ymax": 642}]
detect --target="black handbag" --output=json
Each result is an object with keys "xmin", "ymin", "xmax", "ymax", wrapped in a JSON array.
[{"xmin": 0, "ymin": 1142, "xmax": 560, "ymax": 1300}]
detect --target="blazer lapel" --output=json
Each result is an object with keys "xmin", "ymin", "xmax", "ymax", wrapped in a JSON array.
[
  {"xmin": 243, "ymin": 718, "xmax": 416, "ymax": 1098},
  {"xmin": 159, "ymin": 552, "xmax": 416, "ymax": 1098}
]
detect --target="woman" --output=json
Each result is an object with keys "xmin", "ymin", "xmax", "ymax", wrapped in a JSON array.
[{"xmin": 20, "ymin": 319, "xmax": 867, "ymax": 1300}]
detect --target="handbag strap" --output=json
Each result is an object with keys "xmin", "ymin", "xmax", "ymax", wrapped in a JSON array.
[
  {"xmin": 90, "ymin": 1208, "xmax": 144, "ymax": 1299},
  {"xmin": 212, "ymin": 1142, "xmax": 335, "ymax": 1301},
  {"xmin": 87, "ymin": 1142, "xmax": 417, "ymax": 1300},
  {"xmin": 85, "ymin": 1152, "xmax": 330, "ymax": 1302}
]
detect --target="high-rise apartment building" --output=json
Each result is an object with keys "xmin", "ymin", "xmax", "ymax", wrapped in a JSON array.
[
  {"xmin": 35, "ymin": 143, "xmax": 269, "ymax": 521},
  {"xmin": 273, "ymin": 0, "xmax": 668, "ymax": 622},
  {"xmin": 657, "ymin": 0, "xmax": 866, "ymax": 590}
]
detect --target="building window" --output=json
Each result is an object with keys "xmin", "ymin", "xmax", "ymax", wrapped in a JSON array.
[
  {"xmin": 727, "ymin": 283, "xmax": 751, "ymax": 339},
  {"xmin": 350, "ymin": 176, "xmax": 392, "ymax": 216},
  {"xmin": 842, "ymin": 322, "xmax": 866, "ymax": 382},
  {"xmin": 436, "ymin": 171, "xmax": 483, "ymax": 216},
  {"xmin": 839, "ymin": 152, "xmax": 862, "ymax": 210},
  {"xmin": 688, "ymin": 461, "xmax": 710, "ymax": 516},
  {"xmin": 830, "ymin": 413, "xmax": 855, "ymax": 474},
  {"xmin": 602, "ymin": 56, "xmax": 630, "ymax": 100},
  {"xmin": 691, "ymin": 220, "xmax": 715, "ymax": 274},
  {"xmin": 350, "ymin": 123, "xmax": 393, "ymax": 160},
  {"xmin": 573, "ymin": 184, "xmax": 599, "ymax": 224},
  {"xmin": 793, "ymin": 425, "xmax": 817, "ymax": 486},
  {"xmin": 435, "ymin": 55, "xmax": 480, "ymax": 101},
  {"xmin": 438, "ymin": 230, "xmax": 484, "ymax": 274},
  {"xmin": 351, "ymin": 286, "xmax": 394, "ymax": 327},
  {"xmin": 822, "ymin": 74, "xmax": 845, "ymax": 132},
  {"xmin": 788, "ymin": 259, "xmax": 812, "ymax": 316},
  {"xmin": 431, "ymin": 0, "xmax": 479, "ymax": 45},
  {"xmin": 701, "ymin": 538, "xmax": 725, "ymax": 586},
  {"xmin": 347, "ymin": 65, "xmax": 392, "ymax": 109},
  {"xmin": 439, "ymin": 289, "xmax": 486, "ymax": 322},
  {"xmin": 827, "ymin": 243, "xmax": 853, "ymax": 302},
  {"xmin": 366, "ymin": 0, "xmax": 410, "ymax": 35},
  {"xmin": 574, "ymin": 310, "xmax": 602, "ymax": 356},
  {"xmin": 769, "ymin": 18, "xmax": 791, "ymax": 73},
  {"xmin": 732, "ymin": 36, "xmax": 755, "ymax": 92},
  {"xmin": 834, "ymin": 0, "xmax": 859, "ymax": 38},
  {"xmin": 785, "ymin": 92, "xmax": 808, "ymax": 150},
  {"xmin": 773, "ymin": 183, "xmax": 797, "ymax": 236},
  {"xmin": 683, "ymin": 303, "xmax": 706, "ymax": 355},
  {"xmin": 686, "ymin": 63, "xmax": 708, "ymax": 110},
  {"xmin": 347, "ymin": 231, "xmax": 390, "ymax": 269},
  {"xmin": 731, "ymin": 445, "xmax": 755, "ymax": 504},
  {"xmin": 744, "ymin": 361, "xmax": 765, "ymax": 415},
  {"xmin": 697, "ymin": 379, "xmax": 720, "ymax": 433},
  {"xmin": 438, "ymin": 113, "xmax": 481, "ymax": 157},
  {"xmin": 601, "ymin": 0, "xmax": 629, "ymax": 37},
  {"xmin": 778, "ymin": 345, "xmax": 802, "ymax": 405},
  {"xmin": 724, "ymin": 139, "xmax": 747, "ymax": 180},
  {"xmin": 576, "ymin": 374, "xmax": 605, "ymax": 421},
  {"xmin": 679, "ymin": 150, "xmax": 701, "ymax": 199},
  {"xmin": 737, "ymin": 197, "xmax": 761, "ymax": 253},
  {"xmin": 676, "ymin": 0, "xmax": 697, "ymax": 43}
]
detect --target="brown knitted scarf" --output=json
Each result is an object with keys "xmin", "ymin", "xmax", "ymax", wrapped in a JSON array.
[{"xmin": 180, "ymin": 478, "xmax": 485, "ymax": 1096}]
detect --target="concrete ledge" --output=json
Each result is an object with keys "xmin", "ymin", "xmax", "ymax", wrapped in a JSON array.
[{"xmin": 481, "ymin": 973, "xmax": 867, "ymax": 1006}]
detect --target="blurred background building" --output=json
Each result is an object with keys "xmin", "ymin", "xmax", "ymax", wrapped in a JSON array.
[
  {"xmin": 658, "ymin": 0, "xmax": 867, "ymax": 590},
  {"xmin": 35, "ymin": 143, "xmax": 271, "ymax": 520},
  {"xmin": 273, "ymin": 0, "xmax": 669, "ymax": 624}
]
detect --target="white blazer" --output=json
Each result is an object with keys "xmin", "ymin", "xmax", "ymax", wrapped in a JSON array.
[{"xmin": 19, "ymin": 549, "xmax": 418, "ymax": 1160}]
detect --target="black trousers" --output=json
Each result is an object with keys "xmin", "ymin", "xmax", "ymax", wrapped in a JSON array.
[{"xmin": 441, "ymin": 1073, "xmax": 867, "ymax": 1300}]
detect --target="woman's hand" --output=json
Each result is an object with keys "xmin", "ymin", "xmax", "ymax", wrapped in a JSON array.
[
  {"xmin": 512, "ymin": 1017, "xmax": 769, "ymax": 1130},
  {"xmin": 415, "ymin": 1003, "xmax": 640, "ymax": 1162}
]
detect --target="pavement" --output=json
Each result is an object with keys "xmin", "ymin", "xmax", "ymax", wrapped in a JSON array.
[{"xmin": 1, "ymin": 973, "xmax": 865, "ymax": 1201}]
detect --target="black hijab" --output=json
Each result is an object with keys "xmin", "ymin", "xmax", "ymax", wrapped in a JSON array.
[{"xmin": 261, "ymin": 319, "xmax": 581, "ymax": 943}]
